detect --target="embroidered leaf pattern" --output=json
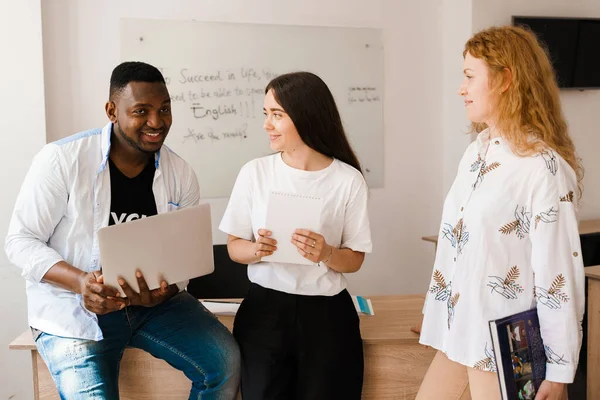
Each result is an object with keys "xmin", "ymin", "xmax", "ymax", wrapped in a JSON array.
[
  {"xmin": 560, "ymin": 191, "xmax": 574, "ymax": 203},
  {"xmin": 447, "ymin": 291, "xmax": 460, "ymax": 330},
  {"xmin": 470, "ymin": 154, "xmax": 484, "ymax": 172},
  {"xmin": 473, "ymin": 358, "xmax": 493, "ymax": 371},
  {"xmin": 504, "ymin": 266, "xmax": 520, "ymax": 285},
  {"xmin": 429, "ymin": 271, "xmax": 458, "ymax": 329},
  {"xmin": 548, "ymin": 274, "xmax": 566, "ymax": 293},
  {"xmin": 429, "ymin": 278, "xmax": 460, "ymax": 329},
  {"xmin": 429, "ymin": 271, "xmax": 452, "ymax": 302},
  {"xmin": 482, "ymin": 162, "xmax": 501, "ymax": 175},
  {"xmin": 488, "ymin": 266, "xmax": 524, "ymax": 299},
  {"xmin": 536, "ymin": 274, "xmax": 569, "ymax": 309},
  {"xmin": 453, "ymin": 218, "xmax": 465, "ymax": 242},
  {"xmin": 429, "ymin": 269, "xmax": 447, "ymax": 295},
  {"xmin": 433, "ymin": 269, "xmax": 446, "ymax": 286},
  {"xmin": 500, "ymin": 220, "xmax": 520, "ymax": 235},
  {"xmin": 499, "ymin": 206, "xmax": 531, "ymax": 239},
  {"xmin": 473, "ymin": 343, "xmax": 497, "ymax": 372},
  {"xmin": 450, "ymin": 293, "xmax": 460, "ymax": 307},
  {"xmin": 471, "ymin": 154, "xmax": 501, "ymax": 189},
  {"xmin": 441, "ymin": 219, "xmax": 469, "ymax": 255},
  {"xmin": 548, "ymin": 274, "xmax": 569, "ymax": 303}
]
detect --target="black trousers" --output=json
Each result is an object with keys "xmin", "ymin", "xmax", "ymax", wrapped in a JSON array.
[{"xmin": 233, "ymin": 283, "xmax": 364, "ymax": 400}]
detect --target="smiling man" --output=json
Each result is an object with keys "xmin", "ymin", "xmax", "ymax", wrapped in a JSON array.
[{"xmin": 5, "ymin": 62, "xmax": 240, "ymax": 399}]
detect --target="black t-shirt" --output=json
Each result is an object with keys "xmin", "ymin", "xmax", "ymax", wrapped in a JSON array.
[{"xmin": 108, "ymin": 157, "xmax": 158, "ymax": 226}]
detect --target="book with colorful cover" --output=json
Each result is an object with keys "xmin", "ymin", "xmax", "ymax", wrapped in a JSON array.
[
  {"xmin": 351, "ymin": 295, "xmax": 375, "ymax": 316},
  {"xmin": 489, "ymin": 308, "xmax": 546, "ymax": 400}
]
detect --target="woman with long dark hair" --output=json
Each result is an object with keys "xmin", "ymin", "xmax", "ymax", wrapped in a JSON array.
[{"xmin": 219, "ymin": 71, "xmax": 371, "ymax": 400}]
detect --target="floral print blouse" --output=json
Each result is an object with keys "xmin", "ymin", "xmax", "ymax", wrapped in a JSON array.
[{"xmin": 420, "ymin": 129, "xmax": 585, "ymax": 383}]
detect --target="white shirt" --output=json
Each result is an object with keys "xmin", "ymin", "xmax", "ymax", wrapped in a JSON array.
[
  {"xmin": 4, "ymin": 123, "xmax": 199, "ymax": 341},
  {"xmin": 219, "ymin": 153, "xmax": 372, "ymax": 296},
  {"xmin": 420, "ymin": 129, "xmax": 585, "ymax": 383}
]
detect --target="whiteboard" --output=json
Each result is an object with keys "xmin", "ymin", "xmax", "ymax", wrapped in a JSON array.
[{"xmin": 121, "ymin": 19, "xmax": 383, "ymax": 198}]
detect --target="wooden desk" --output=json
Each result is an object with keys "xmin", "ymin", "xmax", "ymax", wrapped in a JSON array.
[
  {"xmin": 586, "ymin": 265, "xmax": 600, "ymax": 400},
  {"xmin": 421, "ymin": 236, "xmax": 438, "ymax": 245},
  {"xmin": 422, "ymin": 218, "xmax": 600, "ymax": 247},
  {"xmin": 579, "ymin": 219, "xmax": 600, "ymax": 236},
  {"xmin": 421, "ymin": 236, "xmax": 438, "ymax": 252},
  {"xmin": 10, "ymin": 295, "xmax": 435, "ymax": 400}
]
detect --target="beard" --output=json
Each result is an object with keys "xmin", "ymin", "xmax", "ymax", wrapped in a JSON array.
[{"xmin": 113, "ymin": 121, "xmax": 158, "ymax": 155}]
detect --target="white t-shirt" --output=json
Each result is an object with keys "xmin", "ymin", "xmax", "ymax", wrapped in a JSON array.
[{"xmin": 219, "ymin": 153, "xmax": 372, "ymax": 296}]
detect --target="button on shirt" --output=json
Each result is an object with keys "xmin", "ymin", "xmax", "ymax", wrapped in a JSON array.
[
  {"xmin": 419, "ymin": 129, "xmax": 584, "ymax": 383},
  {"xmin": 4, "ymin": 123, "xmax": 199, "ymax": 341}
]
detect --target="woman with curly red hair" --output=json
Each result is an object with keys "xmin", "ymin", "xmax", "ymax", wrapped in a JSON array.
[{"xmin": 417, "ymin": 26, "xmax": 584, "ymax": 400}]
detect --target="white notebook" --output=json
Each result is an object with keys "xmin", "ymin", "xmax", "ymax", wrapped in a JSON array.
[
  {"xmin": 200, "ymin": 300, "xmax": 241, "ymax": 315},
  {"xmin": 262, "ymin": 191, "xmax": 323, "ymax": 265}
]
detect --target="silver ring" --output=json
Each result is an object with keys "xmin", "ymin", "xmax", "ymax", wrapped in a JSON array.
[{"xmin": 311, "ymin": 240, "xmax": 316, "ymax": 248}]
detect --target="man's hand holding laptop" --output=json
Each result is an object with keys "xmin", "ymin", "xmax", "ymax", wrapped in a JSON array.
[
  {"xmin": 116, "ymin": 269, "xmax": 178, "ymax": 307},
  {"xmin": 79, "ymin": 270, "xmax": 126, "ymax": 314},
  {"xmin": 79, "ymin": 269, "xmax": 176, "ymax": 313}
]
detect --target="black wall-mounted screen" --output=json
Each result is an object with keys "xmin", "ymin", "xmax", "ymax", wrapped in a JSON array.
[{"xmin": 512, "ymin": 16, "xmax": 600, "ymax": 89}]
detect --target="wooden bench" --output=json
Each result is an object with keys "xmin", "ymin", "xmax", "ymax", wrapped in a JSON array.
[{"xmin": 10, "ymin": 295, "xmax": 435, "ymax": 399}]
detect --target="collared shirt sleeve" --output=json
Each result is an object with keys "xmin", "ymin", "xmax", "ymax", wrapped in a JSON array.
[
  {"xmin": 175, "ymin": 165, "xmax": 200, "ymax": 292},
  {"xmin": 529, "ymin": 161, "xmax": 585, "ymax": 383},
  {"xmin": 179, "ymin": 166, "xmax": 200, "ymax": 209},
  {"xmin": 5, "ymin": 144, "xmax": 68, "ymax": 282}
]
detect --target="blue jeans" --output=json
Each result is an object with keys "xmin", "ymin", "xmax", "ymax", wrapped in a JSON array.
[{"xmin": 35, "ymin": 291, "xmax": 240, "ymax": 400}]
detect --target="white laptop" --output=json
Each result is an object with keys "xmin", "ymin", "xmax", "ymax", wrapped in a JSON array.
[{"xmin": 98, "ymin": 203, "xmax": 214, "ymax": 295}]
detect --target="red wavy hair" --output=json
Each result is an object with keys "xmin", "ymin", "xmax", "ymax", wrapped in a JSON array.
[{"xmin": 464, "ymin": 25, "xmax": 583, "ymax": 197}]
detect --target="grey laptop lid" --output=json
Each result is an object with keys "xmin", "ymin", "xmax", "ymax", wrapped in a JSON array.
[{"xmin": 98, "ymin": 203, "xmax": 214, "ymax": 295}]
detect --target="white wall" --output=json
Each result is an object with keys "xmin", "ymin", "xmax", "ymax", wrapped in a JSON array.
[
  {"xmin": 41, "ymin": 0, "xmax": 446, "ymax": 297},
  {"xmin": 441, "ymin": 0, "xmax": 474, "ymax": 193},
  {"xmin": 368, "ymin": 0, "xmax": 444, "ymax": 293},
  {"xmin": 472, "ymin": 0, "xmax": 600, "ymax": 220},
  {"xmin": 0, "ymin": 0, "xmax": 46, "ymax": 399}
]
